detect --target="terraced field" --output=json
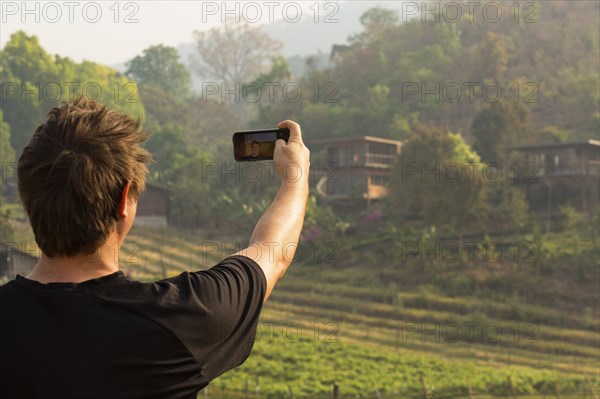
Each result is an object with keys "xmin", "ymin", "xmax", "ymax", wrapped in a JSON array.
[{"xmin": 122, "ymin": 225, "xmax": 600, "ymax": 398}]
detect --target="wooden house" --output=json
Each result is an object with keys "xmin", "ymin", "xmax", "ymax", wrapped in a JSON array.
[
  {"xmin": 509, "ymin": 139, "xmax": 599, "ymax": 213},
  {"xmin": 136, "ymin": 183, "xmax": 170, "ymax": 227},
  {"xmin": 311, "ymin": 136, "xmax": 402, "ymax": 206}
]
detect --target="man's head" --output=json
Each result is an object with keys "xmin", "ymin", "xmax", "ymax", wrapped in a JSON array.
[
  {"xmin": 17, "ymin": 96, "xmax": 153, "ymax": 258},
  {"xmin": 250, "ymin": 141, "xmax": 261, "ymax": 157}
]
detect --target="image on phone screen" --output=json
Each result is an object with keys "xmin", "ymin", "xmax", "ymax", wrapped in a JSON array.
[{"xmin": 232, "ymin": 128, "xmax": 290, "ymax": 162}]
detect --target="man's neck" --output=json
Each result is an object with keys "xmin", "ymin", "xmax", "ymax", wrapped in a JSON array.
[{"xmin": 26, "ymin": 235, "xmax": 122, "ymax": 284}]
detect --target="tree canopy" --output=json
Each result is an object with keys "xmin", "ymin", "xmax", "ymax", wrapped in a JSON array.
[{"xmin": 125, "ymin": 45, "xmax": 192, "ymax": 98}]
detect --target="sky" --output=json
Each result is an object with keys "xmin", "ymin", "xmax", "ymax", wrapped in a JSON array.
[{"xmin": 0, "ymin": 1, "xmax": 406, "ymax": 65}]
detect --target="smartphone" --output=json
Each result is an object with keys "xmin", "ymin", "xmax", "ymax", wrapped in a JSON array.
[{"xmin": 232, "ymin": 128, "xmax": 290, "ymax": 161}]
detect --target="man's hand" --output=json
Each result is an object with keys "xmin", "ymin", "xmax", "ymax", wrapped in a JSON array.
[{"xmin": 274, "ymin": 120, "xmax": 310, "ymax": 184}]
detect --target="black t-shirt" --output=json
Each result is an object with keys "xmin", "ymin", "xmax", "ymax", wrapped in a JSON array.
[{"xmin": 0, "ymin": 255, "xmax": 266, "ymax": 399}]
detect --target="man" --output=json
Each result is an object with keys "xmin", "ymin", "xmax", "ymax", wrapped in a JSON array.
[
  {"xmin": 248, "ymin": 140, "xmax": 262, "ymax": 157},
  {"xmin": 0, "ymin": 96, "xmax": 310, "ymax": 398}
]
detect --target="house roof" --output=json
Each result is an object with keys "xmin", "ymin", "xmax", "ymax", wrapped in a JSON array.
[{"xmin": 509, "ymin": 139, "xmax": 600, "ymax": 151}]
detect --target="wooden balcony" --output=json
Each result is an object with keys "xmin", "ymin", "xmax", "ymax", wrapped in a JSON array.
[{"xmin": 308, "ymin": 136, "xmax": 401, "ymax": 203}]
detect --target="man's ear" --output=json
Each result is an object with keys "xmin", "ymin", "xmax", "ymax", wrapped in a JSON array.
[{"xmin": 117, "ymin": 181, "xmax": 132, "ymax": 219}]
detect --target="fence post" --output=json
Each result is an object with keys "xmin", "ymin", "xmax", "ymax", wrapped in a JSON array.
[
  {"xmin": 245, "ymin": 379, "xmax": 249, "ymax": 399},
  {"xmin": 333, "ymin": 383, "xmax": 339, "ymax": 399},
  {"xmin": 255, "ymin": 375, "xmax": 260, "ymax": 399},
  {"xmin": 288, "ymin": 385, "xmax": 293, "ymax": 399},
  {"xmin": 420, "ymin": 375, "xmax": 429, "ymax": 399},
  {"xmin": 584, "ymin": 372, "xmax": 598, "ymax": 399},
  {"xmin": 467, "ymin": 378, "xmax": 475, "ymax": 399},
  {"xmin": 507, "ymin": 376, "xmax": 517, "ymax": 399}
]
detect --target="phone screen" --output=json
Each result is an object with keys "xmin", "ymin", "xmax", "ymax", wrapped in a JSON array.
[{"xmin": 232, "ymin": 128, "xmax": 290, "ymax": 161}]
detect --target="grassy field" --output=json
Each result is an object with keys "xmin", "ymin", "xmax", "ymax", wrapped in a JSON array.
[
  {"xmin": 4, "ymin": 219, "xmax": 599, "ymax": 398},
  {"xmin": 120, "ymin": 225, "xmax": 599, "ymax": 398}
]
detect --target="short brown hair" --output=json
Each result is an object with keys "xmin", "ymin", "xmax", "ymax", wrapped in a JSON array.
[{"xmin": 17, "ymin": 96, "xmax": 153, "ymax": 257}]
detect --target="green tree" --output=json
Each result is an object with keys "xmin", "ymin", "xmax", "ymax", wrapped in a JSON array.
[
  {"xmin": 534, "ymin": 125, "xmax": 569, "ymax": 144},
  {"xmin": 0, "ymin": 32, "xmax": 50, "ymax": 155},
  {"xmin": 0, "ymin": 31, "xmax": 58, "ymax": 84},
  {"xmin": 486, "ymin": 183, "xmax": 529, "ymax": 232},
  {"xmin": 474, "ymin": 32, "xmax": 510, "ymax": 82},
  {"xmin": 144, "ymin": 121, "xmax": 189, "ymax": 185},
  {"xmin": 138, "ymin": 85, "xmax": 189, "ymax": 127},
  {"xmin": 0, "ymin": 110, "xmax": 15, "ymax": 167},
  {"xmin": 72, "ymin": 60, "xmax": 145, "ymax": 119},
  {"xmin": 350, "ymin": 7, "xmax": 399, "ymax": 44},
  {"xmin": 125, "ymin": 45, "xmax": 191, "ymax": 98},
  {"xmin": 1, "ymin": 31, "xmax": 144, "ymax": 155},
  {"xmin": 470, "ymin": 101, "xmax": 531, "ymax": 165},
  {"xmin": 163, "ymin": 148, "xmax": 213, "ymax": 228},
  {"xmin": 0, "ymin": 110, "xmax": 16, "ymax": 196},
  {"xmin": 390, "ymin": 125, "xmax": 489, "ymax": 242},
  {"xmin": 243, "ymin": 56, "xmax": 291, "ymax": 106}
]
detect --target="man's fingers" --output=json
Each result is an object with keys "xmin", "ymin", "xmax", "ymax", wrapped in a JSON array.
[{"xmin": 278, "ymin": 120, "xmax": 303, "ymax": 144}]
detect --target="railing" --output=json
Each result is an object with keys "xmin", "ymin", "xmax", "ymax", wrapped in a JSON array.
[
  {"xmin": 539, "ymin": 167, "xmax": 599, "ymax": 177},
  {"xmin": 365, "ymin": 153, "xmax": 396, "ymax": 167},
  {"xmin": 316, "ymin": 176, "xmax": 349, "ymax": 199}
]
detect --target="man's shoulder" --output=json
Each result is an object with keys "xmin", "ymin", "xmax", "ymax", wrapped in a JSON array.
[
  {"xmin": 0, "ymin": 280, "xmax": 25, "ymax": 312},
  {"xmin": 0, "ymin": 280, "xmax": 19, "ymax": 296}
]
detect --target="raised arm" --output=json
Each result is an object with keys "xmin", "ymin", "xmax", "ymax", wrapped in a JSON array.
[{"xmin": 233, "ymin": 120, "xmax": 310, "ymax": 302}]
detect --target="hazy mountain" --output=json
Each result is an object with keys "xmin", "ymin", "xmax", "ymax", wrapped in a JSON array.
[{"xmin": 114, "ymin": 1, "xmax": 404, "ymax": 91}]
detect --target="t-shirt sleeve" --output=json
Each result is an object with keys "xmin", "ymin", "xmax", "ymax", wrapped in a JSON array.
[
  {"xmin": 180, "ymin": 255, "xmax": 267, "ymax": 380},
  {"xmin": 176, "ymin": 255, "xmax": 267, "ymax": 381}
]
